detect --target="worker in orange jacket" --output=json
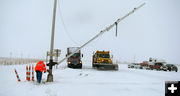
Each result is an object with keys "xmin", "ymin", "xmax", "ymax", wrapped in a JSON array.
[{"xmin": 35, "ymin": 61, "xmax": 46, "ymax": 83}]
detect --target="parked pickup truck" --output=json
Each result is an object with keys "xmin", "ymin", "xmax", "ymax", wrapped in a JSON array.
[
  {"xmin": 166, "ymin": 64, "xmax": 178, "ymax": 72},
  {"xmin": 128, "ymin": 63, "xmax": 142, "ymax": 69}
]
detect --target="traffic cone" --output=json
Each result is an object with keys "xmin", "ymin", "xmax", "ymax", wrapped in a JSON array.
[
  {"xmin": 14, "ymin": 69, "xmax": 21, "ymax": 82},
  {"xmin": 31, "ymin": 64, "xmax": 34, "ymax": 81},
  {"xmin": 28, "ymin": 65, "xmax": 31, "ymax": 81},
  {"xmin": 26, "ymin": 65, "xmax": 28, "ymax": 81}
]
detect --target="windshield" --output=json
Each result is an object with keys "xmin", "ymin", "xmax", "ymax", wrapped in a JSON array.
[
  {"xmin": 70, "ymin": 53, "xmax": 80, "ymax": 58},
  {"xmin": 97, "ymin": 54, "xmax": 110, "ymax": 58},
  {"xmin": 167, "ymin": 64, "xmax": 174, "ymax": 67},
  {"xmin": 155, "ymin": 63, "xmax": 163, "ymax": 66}
]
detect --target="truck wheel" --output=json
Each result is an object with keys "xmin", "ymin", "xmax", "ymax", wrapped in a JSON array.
[{"xmin": 68, "ymin": 65, "xmax": 70, "ymax": 68}]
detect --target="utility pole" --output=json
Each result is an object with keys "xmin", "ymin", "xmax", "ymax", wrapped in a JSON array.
[
  {"xmin": 47, "ymin": 0, "xmax": 57, "ymax": 82},
  {"xmin": 57, "ymin": 3, "xmax": 146, "ymax": 65}
]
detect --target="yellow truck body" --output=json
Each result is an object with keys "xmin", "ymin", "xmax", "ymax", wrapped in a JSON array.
[{"xmin": 92, "ymin": 50, "xmax": 118, "ymax": 70}]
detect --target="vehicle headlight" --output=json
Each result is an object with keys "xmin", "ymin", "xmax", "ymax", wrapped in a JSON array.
[
  {"xmin": 80, "ymin": 61, "xmax": 82, "ymax": 64},
  {"xmin": 68, "ymin": 62, "xmax": 71, "ymax": 64}
]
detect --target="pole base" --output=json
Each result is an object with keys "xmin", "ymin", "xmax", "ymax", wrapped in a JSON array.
[{"xmin": 47, "ymin": 73, "xmax": 53, "ymax": 82}]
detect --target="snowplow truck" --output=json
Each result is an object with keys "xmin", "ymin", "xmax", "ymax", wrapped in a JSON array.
[
  {"xmin": 92, "ymin": 50, "xmax": 118, "ymax": 70},
  {"xmin": 66, "ymin": 47, "xmax": 82, "ymax": 68}
]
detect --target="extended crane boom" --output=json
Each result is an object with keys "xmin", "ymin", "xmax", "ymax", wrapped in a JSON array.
[{"xmin": 58, "ymin": 3, "xmax": 145, "ymax": 65}]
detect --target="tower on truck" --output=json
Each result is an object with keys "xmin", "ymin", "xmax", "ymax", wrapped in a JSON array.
[{"xmin": 66, "ymin": 47, "xmax": 83, "ymax": 68}]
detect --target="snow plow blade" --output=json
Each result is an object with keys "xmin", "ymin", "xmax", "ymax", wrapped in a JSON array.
[{"xmin": 94, "ymin": 63, "xmax": 118, "ymax": 70}]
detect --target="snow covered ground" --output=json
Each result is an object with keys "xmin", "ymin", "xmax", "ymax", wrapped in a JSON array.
[{"xmin": 0, "ymin": 63, "xmax": 180, "ymax": 96}]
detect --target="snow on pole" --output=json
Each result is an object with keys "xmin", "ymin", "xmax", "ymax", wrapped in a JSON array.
[{"xmin": 14, "ymin": 69, "xmax": 21, "ymax": 82}]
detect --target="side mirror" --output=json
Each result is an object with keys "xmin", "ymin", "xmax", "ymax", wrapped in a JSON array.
[
  {"xmin": 82, "ymin": 54, "xmax": 83, "ymax": 58},
  {"xmin": 66, "ymin": 54, "xmax": 67, "ymax": 57}
]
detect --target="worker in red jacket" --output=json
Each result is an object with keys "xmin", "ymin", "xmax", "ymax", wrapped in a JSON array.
[{"xmin": 35, "ymin": 61, "xmax": 46, "ymax": 83}]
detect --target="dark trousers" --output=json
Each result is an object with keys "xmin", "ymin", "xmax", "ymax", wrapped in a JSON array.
[{"xmin": 36, "ymin": 70, "xmax": 42, "ymax": 83}]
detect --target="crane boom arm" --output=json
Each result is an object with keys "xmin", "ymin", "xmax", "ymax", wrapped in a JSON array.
[{"xmin": 57, "ymin": 3, "xmax": 145, "ymax": 65}]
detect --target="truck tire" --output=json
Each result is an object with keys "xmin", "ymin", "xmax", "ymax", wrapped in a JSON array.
[
  {"xmin": 169, "ymin": 69, "xmax": 171, "ymax": 71},
  {"xmin": 80, "ymin": 65, "xmax": 82, "ymax": 69},
  {"xmin": 93, "ymin": 63, "xmax": 97, "ymax": 68},
  {"xmin": 68, "ymin": 64, "xmax": 71, "ymax": 68}
]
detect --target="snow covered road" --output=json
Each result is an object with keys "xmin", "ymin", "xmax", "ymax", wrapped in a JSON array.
[{"xmin": 0, "ymin": 64, "xmax": 180, "ymax": 96}]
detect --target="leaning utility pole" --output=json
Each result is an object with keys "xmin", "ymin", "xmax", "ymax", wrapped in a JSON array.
[
  {"xmin": 47, "ymin": 0, "xmax": 57, "ymax": 82},
  {"xmin": 57, "ymin": 3, "xmax": 146, "ymax": 65}
]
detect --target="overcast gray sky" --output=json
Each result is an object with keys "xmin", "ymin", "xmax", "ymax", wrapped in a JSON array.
[{"xmin": 0, "ymin": 0, "xmax": 180, "ymax": 64}]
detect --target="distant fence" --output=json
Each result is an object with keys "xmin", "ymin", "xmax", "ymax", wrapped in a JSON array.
[{"xmin": 0, "ymin": 57, "xmax": 45, "ymax": 65}]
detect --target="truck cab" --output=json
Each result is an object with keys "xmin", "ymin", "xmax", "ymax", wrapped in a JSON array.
[
  {"xmin": 67, "ymin": 47, "xmax": 82, "ymax": 68},
  {"xmin": 93, "ymin": 51, "xmax": 112, "ymax": 66},
  {"xmin": 92, "ymin": 50, "xmax": 118, "ymax": 70}
]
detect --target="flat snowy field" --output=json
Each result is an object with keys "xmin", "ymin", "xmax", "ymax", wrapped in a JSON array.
[{"xmin": 0, "ymin": 63, "xmax": 180, "ymax": 96}]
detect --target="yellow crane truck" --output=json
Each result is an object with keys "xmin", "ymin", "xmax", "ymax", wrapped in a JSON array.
[{"xmin": 92, "ymin": 50, "xmax": 118, "ymax": 70}]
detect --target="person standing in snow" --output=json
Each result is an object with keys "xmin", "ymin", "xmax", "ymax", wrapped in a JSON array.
[{"xmin": 35, "ymin": 61, "xmax": 46, "ymax": 83}]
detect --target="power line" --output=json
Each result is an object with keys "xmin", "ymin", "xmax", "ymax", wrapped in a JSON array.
[{"xmin": 57, "ymin": 0, "xmax": 80, "ymax": 46}]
